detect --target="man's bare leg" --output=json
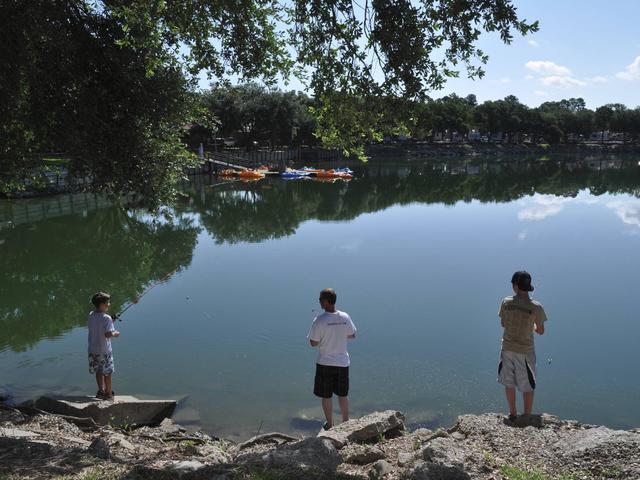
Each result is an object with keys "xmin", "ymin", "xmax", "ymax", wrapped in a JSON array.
[
  {"xmin": 95, "ymin": 373, "xmax": 104, "ymax": 393},
  {"xmin": 523, "ymin": 391, "xmax": 534, "ymax": 415},
  {"xmin": 321, "ymin": 397, "xmax": 333, "ymax": 427},
  {"xmin": 104, "ymin": 374, "xmax": 113, "ymax": 397},
  {"xmin": 505, "ymin": 387, "xmax": 517, "ymax": 416},
  {"xmin": 338, "ymin": 396, "xmax": 349, "ymax": 422}
]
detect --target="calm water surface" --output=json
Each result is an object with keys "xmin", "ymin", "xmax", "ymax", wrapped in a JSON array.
[{"xmin": 1, "ymin": 158, "xmax": 639, "ymax": 439}]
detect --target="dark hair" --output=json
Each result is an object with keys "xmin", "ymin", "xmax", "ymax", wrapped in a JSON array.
[
  {"xmin": 91, "ymin": 292, "xmax": 111, "ymax": 308},
  {"xmin": 319, "ymin": 288, "xmax": 337, "ymax": 305},
  {"xmin": 511, "ymin": 271, "xmax": 534, "ymax": 292}
]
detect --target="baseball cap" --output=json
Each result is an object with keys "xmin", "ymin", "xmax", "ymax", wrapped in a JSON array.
[{"xmin": 511, "ymin": 271, "xmax": 534, "ymax": 292}]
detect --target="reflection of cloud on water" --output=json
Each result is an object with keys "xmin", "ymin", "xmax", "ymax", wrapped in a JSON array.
[
  {"xmin": 518, "ymin": 192, "xmax": 610, "ymax": 222},
  {"xmin": 518, "ymin": 195, "xmax": 573, "ymax": 221},
  {"xmin": 606, "ymin": 200, "xmax": 640, "ymax": 229},
  {"xmin": 519, "ymin": 194, "xmax": 640, "ymax": 232},
  {"xmin": 332, "ymin": 240, "xmax": 362, "ymax": 253}
]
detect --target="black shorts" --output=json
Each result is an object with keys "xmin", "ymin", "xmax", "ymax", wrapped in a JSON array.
[{"xmin": 314, "ymin": 363, "xmax": 349, "ymax": 398}]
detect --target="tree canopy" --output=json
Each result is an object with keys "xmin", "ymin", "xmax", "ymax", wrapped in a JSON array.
[{"xmin": 0, "ymin": 0, "xmax": 538, "ymax": 204}]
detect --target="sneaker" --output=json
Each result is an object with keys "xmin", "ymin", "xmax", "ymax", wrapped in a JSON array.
[
  {"xmin": 507, "ymin": 413, "xmax": 518, "ymax": 422},
  {"xmin": 322, "ymin": 422, "xmax": 332, "ymax": 431},
  {"xmin": 103, "ymin": 390, "xmax": 115, "ymax": 401},
  {"xmin": 96, "ymin": 390, "xmax": 106, "ymax": 399}
]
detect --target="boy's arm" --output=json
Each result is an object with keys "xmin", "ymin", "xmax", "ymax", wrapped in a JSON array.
[
  {"xmin": 104, "ymin": 315, "xmax": 119, "ymax": 338},
  {"xmin": 308, "ymin": 319, "xmax": 321, "ymax": 347},
  {"xmin": 534, "ymin": 306, "xmax": 547, "ymax": 335}
]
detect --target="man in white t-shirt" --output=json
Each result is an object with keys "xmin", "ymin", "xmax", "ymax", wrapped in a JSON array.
[{"xmin": 308, "ymin": 288, "xmax": 357, "ymax": 430}]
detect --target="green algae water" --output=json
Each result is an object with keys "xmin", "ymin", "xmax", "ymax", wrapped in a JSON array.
[{"xmin": 1, "ymin": 157, "xmax": 639, "ymax": 440}]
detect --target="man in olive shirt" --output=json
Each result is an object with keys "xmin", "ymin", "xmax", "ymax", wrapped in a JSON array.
[{"xmin": 497, "ymin": 271, "xmax": 547, "ymax": 421}]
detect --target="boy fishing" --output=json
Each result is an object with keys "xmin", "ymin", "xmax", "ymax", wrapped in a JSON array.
[
  {"xmin": 308, "ymin": 288, "xmax": 357, "ymax": 430},
  {"xmin": 88, "ymin": 292, "xmax": 120, "ymax": 400},
  {"xmin": 497, "ymin": 271, "xmax": 547, "ymax": 421}
]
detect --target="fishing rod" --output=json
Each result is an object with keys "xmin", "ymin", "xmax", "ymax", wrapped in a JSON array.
[{"xmin": 112, "ymin": 268, "xmax": 178, "ymax": 321}]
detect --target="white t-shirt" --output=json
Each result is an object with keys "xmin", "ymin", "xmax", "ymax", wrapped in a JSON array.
[
  {"xmin": 308, "ymin": 310, "xmax": 356, "ymax": 367},
  {"xmin": 87, "ymin": 311, "xmax": 115, "ymax": 355}
]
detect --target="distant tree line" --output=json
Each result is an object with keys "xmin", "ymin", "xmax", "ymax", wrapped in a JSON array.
[
  {"xmin": 414, "ymin": 94, "xmax": 640, "ymax": 144},
  {"xmin": 198, "ymin": 86, "xmax": 640, "ymax": 148}
]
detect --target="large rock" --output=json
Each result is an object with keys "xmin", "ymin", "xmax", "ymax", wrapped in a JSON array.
[
  {"xmin": 35, "ymin": 395, "xmax": 176, "ymax": 427},
  {"xmin": 555, "ymin": 426, "xmax": 640, "ymax": 455},
  {"xmin": 318, "ymin": 410, "xmax": 405, "ymax": 448},
  {"xmin": 344, "ymin": 445, "xmax": 386, "ymax": 465},
  {"xmin": 407, "ymin": 436, "xmax": 478, "ymax": 480},
  {"xmin": 238, "ymin": 437, "xmax": 342, "ymax": 473},
  {"xmin": 555, "ymin": 426, "xmax": 640, "ymax": 478}
]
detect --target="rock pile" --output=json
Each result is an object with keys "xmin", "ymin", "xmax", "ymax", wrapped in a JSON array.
[{"xmin": 1, "ymin": 403, "xmax": 638, "ymax": 479}]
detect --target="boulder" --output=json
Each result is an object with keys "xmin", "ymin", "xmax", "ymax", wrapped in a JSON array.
[
  {"xmin": 318, "ymin": 410, "xmax": 405, "ymax": 448},
  {"xmin": 158, "ymin": 418, "xmax": 183, "ymax": 435},
  {"xmin": 371, "ymin": 459, "xmax": 394, "ymax": 478},
  {"xmin": 407, "ymin": 436, "xmax": 485, "ymax": 480},
  {"xmin": 89, "ymin": 437, "xmax": 110, "ymax": 459},
  {"xmin": 555, "ymin": 426, "xmax": 640, "ymax": 456},
  {"xmin": 397, "ymin": 452, "xmax": 414, "ymax": 467},
  {"xmin": 35, "ymin": 395, "xmax": 176, "ymax": 427},
  {"xmin": 344, "ymin": 445, "xmax": 386, "ymax": 465},
  {"xmin": 197, "ymin": 444, "xmax": 232, "ymax": 464},
  {"xmin": 238, "ymin": 437, "xmax": 342, "ymax": 472},
  {"xmin": 171, "ymin": 460, "xmax": 205, "ymax": 473}
]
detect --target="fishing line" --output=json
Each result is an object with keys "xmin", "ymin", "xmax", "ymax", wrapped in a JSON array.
[{"xmin": 113, "ymin": 268, "xmax": 178, "ymax": 321}]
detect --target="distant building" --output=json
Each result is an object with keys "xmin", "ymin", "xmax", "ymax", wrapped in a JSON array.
[
  {"xmin": 590, "ymin": 131, "xmax": 609, "ymax": 141},
  {"xmin": 468, "ymin": 130, "xmax": 482, "ymax": 141}
]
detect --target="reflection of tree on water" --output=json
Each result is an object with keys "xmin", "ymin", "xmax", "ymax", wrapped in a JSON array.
[
  {"xmin": 0, "ymin": 207, "xmax": 199, "ymax": 352},
  {"xmin": 181, "ymin": 159, "xmax": 640, "ymax": 244}
]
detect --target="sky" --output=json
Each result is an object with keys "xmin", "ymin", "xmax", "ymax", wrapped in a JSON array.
[
  {"xmin": 197, "ymin": 0, "xmax": 640, "ymax": 109},
  {"xmin": 434, "ymin": 0, "xmax": 640, "ymax": 108}
]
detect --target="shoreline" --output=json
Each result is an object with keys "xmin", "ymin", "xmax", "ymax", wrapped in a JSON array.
[
  {"xmin": 2, "ymin": 400, "xmax": 638, "ymax": 480},
  {"xmin": 365, "ymin": 142, "xmax": 640, "ymax": 160}
]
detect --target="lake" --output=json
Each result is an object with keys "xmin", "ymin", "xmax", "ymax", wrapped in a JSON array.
[{"xmin": 1, "ymin": 156, "xmax": 639, "ymax": 440}]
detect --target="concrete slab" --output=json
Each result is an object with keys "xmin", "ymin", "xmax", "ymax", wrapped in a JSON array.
[
  {"xmin": 0, "ymin": 427, "xmax": 40, "ymax": 439},
  {"xmin": 34, "ymin": 395, "xmax": 176, "ymax": 427}
]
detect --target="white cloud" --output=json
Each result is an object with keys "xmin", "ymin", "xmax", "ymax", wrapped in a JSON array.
[
  {"xmin": 616, "ymin": 56, "xmax": 640, "ymax": 81},
  {"xmin": 528, "ymin": 40, "xmax": 539, "ymax": 47},
  {"xmin": 499, "ymin": 77, "xmax": 511, "ymax": 84},
  {"xmin": 525, "ymin": 60, "xmax": 572, "ymax": 77},
  {"xmin": 518, "ymin": 231, "xmax": 528, "ymax": 240},
  {"xmin": 534, "ymin": 90, "xmax": 547, "ymax": 96},
  {"xmin": 540, "ymin": 76, "xmax": 587, "ymax": 88},
  {"xmin": 586, "ymin": 75, "xmax": 609, "ymax": 83},
  {"xmin": 525, "ymin": 74, "xmax": 534, "ymax": 80}
]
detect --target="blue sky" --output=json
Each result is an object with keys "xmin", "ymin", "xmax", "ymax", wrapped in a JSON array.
[
  {"xmin": 198, "ymin": 0, "xmax": 640, "ymax": 109},
  {"xmin": 434, "ymin": 0, "xmax": 640, "ymax": 108}
]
